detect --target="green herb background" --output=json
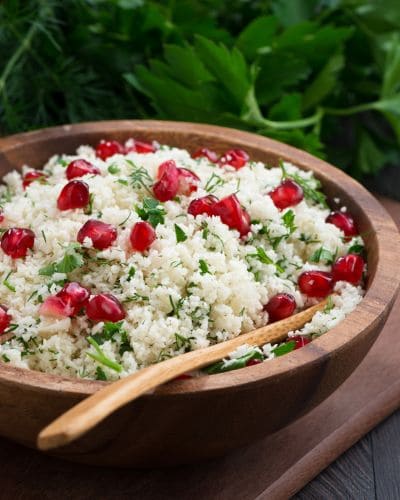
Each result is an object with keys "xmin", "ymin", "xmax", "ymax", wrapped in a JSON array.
[{"xmin": 1, "ymin": 0, "xmax": 400, "ymax": 191}]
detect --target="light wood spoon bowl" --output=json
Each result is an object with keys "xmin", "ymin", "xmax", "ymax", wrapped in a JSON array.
[{"xmin": 38, "ymin": 299, "xmax": 328, "ymax": 451}]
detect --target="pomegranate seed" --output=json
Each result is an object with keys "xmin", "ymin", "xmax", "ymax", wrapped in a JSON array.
[
  {"xmin": 77, "ymin": 220, "xmax": 117, "ymax": 250},
  {"xmin": 326, "ymin": 211, "xmax": 358, "ymax": 240},
  {"xmin": 264, "ymin": 293, "xmax": 296, "ymax": 322},
  {"xmin": 22, "ymin": 170, "xmax": 47, "ymax": 189},
  {"xmin": 0, "ymin": 211, "xmax": 4, "ymax": 223},
  {"xmin": 192, "ymin": 148, "xmax": 219, "ymax": 163},
  {"xmin": 57, "ymin": 180, "xmax": 90, "ymax": 211},
  {"xmin": 177, "ymin": 168, "xmax": 200, "ymax": 195},
  {"xmin": 66, "ymin": 159, "xmax": 100, "ymax": 180},
  {"xmin": 86, "ymin": 293, "xmax": 126, "ymax": 322},
  {"xmin": 332, "ymin": 254, "xmax": 365, "ymax": 285},
  {"xmin": 212, "ymin": 194, "xmax": 251, "ymax": 237},
  {"xmin": 174, "ymin": 373, "xmax": 193, "ymax": 380},
  {"xmin": 188, "ymin": 195, "xmax": 218, "ymax": 217},
  {"xmin": 219, "ymin": 149, "xmax": 249, "ymax": 169},
  {"xmin": 1, "ymin": 228, "xmax": 35, "ymax": 259},
  {"xmin": 292, "ymin": 335, "xmax": 311, "ymax": 350},
  {"xmin": 95, "ymin": 140, "xmax": 124, "ymax": 160},
  {"xmin": 269, "ymin": 179, "xmax": 304, "ymax": 210},
  {"xmin": 298, "ymin": 271, "xmax": 334, "ymax": 298},
  {"xmin": 246, "ymin": 358, "xmax": 263, "ymax": 366},
  {"xmin": 130, "ymin": 221, "xmax": 156, "ymax": 252},
  {"xmin": 125, "ymin": 139, "xmax": 156, "ymax": 154},
  {"xmin": 40, "ymin": 282, "xmax": 90, "ymax": 318},
  {"xmin": 40, "ymin": 296, "xmax": 75, "ymax": 318},
  {"xmin": 57, "ymin": 282, "xmax": 91, "ymax": 315},
  {"xmin": 0, "ymin": 305, "xmax": 11, "ymax": 335},
  {"xmin": 153, "ymin": 160, "xmax": 179, "ymax": 202}
]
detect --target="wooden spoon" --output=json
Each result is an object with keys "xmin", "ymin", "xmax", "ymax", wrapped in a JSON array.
[{"xmin": 37, "ymin": 298, "xmax": 328, "ymax": 451}]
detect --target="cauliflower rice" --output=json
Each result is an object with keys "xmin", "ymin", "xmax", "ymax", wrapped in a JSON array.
[{"xmin": 0, "ymin": 140, "xmax": 365, "ymax": 380}]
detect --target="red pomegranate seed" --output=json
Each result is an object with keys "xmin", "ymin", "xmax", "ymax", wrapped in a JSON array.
[
  {"xmin": 0, "ymin": 211, "xmax": 4, "ymax": 223},
  {"xmin": 86, "ymin": 293, "xmax": 126, "ymax": 322},
  {"xmin": 40, "ymin": 296, "xmax": 75, "ymax": 318},
  {"xmin": 192, "ymin": 148, "xmax": 219, "ymax": 163},
  {"xmin": 219, "ymin": 149, "xmax": 249, "ymax": 169},
  {"xmin": 1, "ymin": 228, "xmax": 35, "ymax": 259},
  {"xmin": 188, "ymin": 195, "xmax": 218, "ymax": 217},
  {"xmin": 212, "ymin": 194, "xmax": 251, "ymax": 237},
  {"xmin": 246, "ymin": 358, "xmax": 263, "ymax": 366},
  {"xmin": 40, "ymin": 282, "xmax": 90, "ymax": 318},
  {"xmin": 130, "ymin": 221, "xmax": 156, "ymax": 252},
  {"xmin": 57, "ymin": 180, "xmax": 90, "ymax": 211},
  {"xmin": 264, "ymin": 293, "xmax": 296, "ymax": 323},
  {"xmin": 332, "ymin": 254, "xmax": 365, "ymax": 285},
  {"xmin": 174, "ymin": 373, "xmax": 193, "ymax": 380},
  {"xmin": 0, "ymin": 305, "xmax": 11, "ymax": 335},
  {"xmin": 125, "ymin": 139, "xmax": 156, "ymax": 154},
  {"xmin": 298, "ymin": 271, "xmax": 334, "ymax": 298},
  {"xmin": 326, "ymin": 211, "xmax": 358, "ymax": 240},
  {"xmin": 95, "ymin": 140, "xmax": 124, "ymax": 160},
  {"xmin": 177, "ymin": 168, "xmax": 200, "ymax": 195},
  {"xmin": 77, "ymin": 220, "xmax": 117, "ymax": 250},
  {"xmin": 22, "ymin": 170, "xmax": 47, "ymax": 189},
  {"xmin": 57, "ymin": 282, "xmax": 90, "ymax": 315},
  {"xmin": 269, "ymin": 179, "xmax": 304, "ymax": 210},
  {"xmin": 153, "ymin": 160, "xmax": 179, "ymax": 202},
  {"xmin": 292, "ymin": 335, "xmax": 312, "ymax": 350},
  {"xmin": 66, "ymin": 159, "xmax": 100, "ymax": 180}
]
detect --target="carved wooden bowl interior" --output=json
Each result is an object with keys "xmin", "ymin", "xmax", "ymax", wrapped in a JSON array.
[{"xmin": 0, "ymin": 121, "xmax": 399, "ymax": 467}]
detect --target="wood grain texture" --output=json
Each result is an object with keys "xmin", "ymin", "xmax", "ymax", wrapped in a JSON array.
[
  {"xmin": 38, "ymin": 300, "xmax": 328, "ymax": 451},
  {"xmin": 0, "ymin": 121, "xmax": 399, "ymax": 468},
  {"xmin": 0, "ymin": 193, "xmax": 398, "ymax": 497}
]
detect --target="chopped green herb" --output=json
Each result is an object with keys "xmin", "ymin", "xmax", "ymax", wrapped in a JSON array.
[
  {"xmin": 84, "ymin": 193, "xmax": 94, "ymax": 215},
  {"xmin": 273, "ymin": 340, "xmax": 296, "ymax": 357},
  {"xmin": 1, "ymin": 354, "xmax": 10, "ymax": 363},
  {"xmin": 119, "ymin": 330, "xmax": 133, "ymax": 356},
  {"xmin": 128, "ymin": 160, "xmax": 153, "ymax": 194},
  {"xmin": 117, "ymin": 179, "xmax": 129, "ymax": 186},
  {"xmin": 3, "ymin": 270, "xmax": 15, "ymax": 292},
  {"xmin": 123, "ymin": 293, "xmax": 149, "ymax": 303},
  {"xmin": 199, "ymin": 259, "xmax": 210, "ymax": 275},
  {"xmin": 205, "ymin": 172, "xmax": 224, "ymax": 193},
  {"xmin": 348, "ymin": 243, "xmax": 365, "ymax": 256},
  {"xmin": 57, "ymin": 157, "xmax": 68, "ymax": 168},
  {"xmin": 282, "ymin": 210, "xmax": 296, "ymax": 234},
  {"xmin": 310, "ymin": 246, "xmax": 336, "ymax": 264},
  {"xmin": 174, "ymin": 333, "xmax": 193, "ymax": 352},
  {"xmin": 127, "ymin": 266, "xmax": 136, "ymax": 281},
  {"xmin": 174, "ymin": 223, "xmax": 187, "ymax": 243},
  {"xmin": 39, "ymin": 243, "xmax": 84, "ymax": 276},
  {"xmin": 324, "ymin": 295, "xmax": 335, "ymax": 313},
  {"xmin": 135, "ymin": 197, "xmax": 165, "ymax": 228},
  {"xmin": 118, "ymin": 211, "xmax": 132, "ymax": 226},
  {"xmin": 87, "ymin": 337, "xmax": 122, "ymax": 372},
  {"xmin": 41, "ymin": 230, "xmax": 47, "ymax": 242},
  {"xmin": 299, "ymin": 233, "xmax": 321, "ymax": 244},
  {"xmin": 204, "ymin": 349, "xmax": 263, "ymax": 374},
  {"xmin": 167, "ymin": 295, "xmax": 185, "ymax": 318},
  {"xmin": 95, "ymin": 366, "xmax": 107, "ymax": 380},
  {"xmin": 108, "ymin": 164, "xmax": 120, "ymax": 174}
]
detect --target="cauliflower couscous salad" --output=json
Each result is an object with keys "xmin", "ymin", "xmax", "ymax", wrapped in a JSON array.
[{"xmin": 0, "ymin": 138, "xmax": 366, "ymax": 381}]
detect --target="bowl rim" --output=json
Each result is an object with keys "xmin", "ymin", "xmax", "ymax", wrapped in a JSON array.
[{"xmin": 0, "ymin": 119, "xmax": 399, "ymax": 397}]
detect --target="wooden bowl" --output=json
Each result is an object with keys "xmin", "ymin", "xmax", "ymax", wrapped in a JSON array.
[{"xmin": 0, "ymin": 121, "xmax": 399, "ymax": 468}]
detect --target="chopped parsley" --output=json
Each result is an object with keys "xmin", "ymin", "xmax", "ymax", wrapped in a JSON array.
[
  {"xmin": 174, "ymin": 333, "xmax": 193, "ymax": 352},
  {"xmin": 310, "ymin": 246, "xmax": 336, "ymax": 264},
  {"xmin": 199, "ymin": 259, "xmax": 210, "ymax": 275},
  {"xmin": 204, "ymin": 349, "xmax": 263, "ymax": 374},
  {"xmin": 108, "ymin": 164, "xmax": 120, "ymax": 174},
  {"xmin": 167, "ymin": 295, "xmax": 185, "ymax": 318},
  {"xmin": 126, "ymin": 266, "xmax": 136, "ymax": 281},
  {"xmin": 3, "ymin": 270, "xmax": 15, "ymax": 292},
  {"xmin": 39, "ymin": 243, "xmax": 84, "ymax": 276},
  {"xmin": 272, "ymin": 340, "xmax": 296, "ymax": 357},
  {"xmin": 348, "ymin": 243, "xmax": 365, "ymax": 255},
  {"xmin": 128, "ymin": 160, "xmax": 153, "ymax": 194},
  {"xmin": 135, "ymin": 197, "xmax": 165, "ymax": 228},
  {"xmin": 95, "ymin": 366, "xmax": 107, "ymax": 380},
  {"xmin": 282, "ymin": 209, "xmax": 296, "ymax": 234},
  {"xmin": 174, "ymin": 224, "xmax": 187, "ymax": 243},
  {"xmin": 87, "ymin": 336, "xmax": 122, "ymax": 372},
  {"xmin": 248, "ymin": 247, "xmax": 284, "ymax": 274},
  {"xmin": 84, "ymin": 193, "xmax": 94, "ymax": 215}
]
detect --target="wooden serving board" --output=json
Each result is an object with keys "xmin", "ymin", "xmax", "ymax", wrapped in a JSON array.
[{"xmin": 0, "ymin": 196, "xmax": 399, "ymax": 499}]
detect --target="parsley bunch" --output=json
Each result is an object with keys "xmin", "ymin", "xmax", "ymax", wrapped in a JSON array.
[{"xmin": 2, "ymin": 0, "xmax": 400, "ymax": 185}]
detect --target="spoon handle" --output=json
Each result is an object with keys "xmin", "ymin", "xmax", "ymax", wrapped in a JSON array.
[{"xmin": 37, "ymin": 298, "xmax": 327, "ymax": 451}]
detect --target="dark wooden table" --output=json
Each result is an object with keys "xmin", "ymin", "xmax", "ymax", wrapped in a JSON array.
[{"xmin": 1, "ymin": 196, "xmax": 399, "ymax": 499}]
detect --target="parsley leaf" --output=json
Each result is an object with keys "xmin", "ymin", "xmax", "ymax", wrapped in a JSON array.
[
  {"xmin": 199, "ymin": 259, "xmax": 210, "ymax": 275},
  {"xmin": 309, "ymin": 246, "xmax": 336, "ymax": 264},
  {"xmin": 39, "ymin": 244, "xmax": 84, "ymax": 277},
  {"xmin": 135, "ymin": 197, "xmax": 165, "ymax": 228},
  {"xmin": 174, "ymin": 224, "xmax": 187, "ymax": 243}
]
